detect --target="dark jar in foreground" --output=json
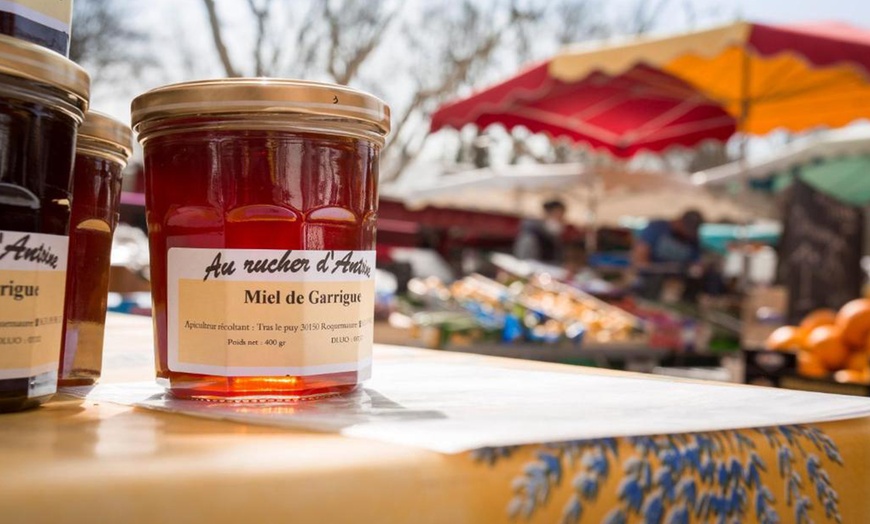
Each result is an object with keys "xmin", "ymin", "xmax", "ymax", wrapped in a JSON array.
[
  {"xmin": 131, "ymin": 79, "xmax": 389, "ymax": 401},
  {"xmin": 0, "ymin": 34, "xmax": 89, "ymax": 412},
  {"xmin": 58, "ymin": 111, "xmax": 132, "ymax": 387}
]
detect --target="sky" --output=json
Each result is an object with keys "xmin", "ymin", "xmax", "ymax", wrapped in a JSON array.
[{"xmin": 712, "ymin": 0, "xmax": 870, "ymax": 26}]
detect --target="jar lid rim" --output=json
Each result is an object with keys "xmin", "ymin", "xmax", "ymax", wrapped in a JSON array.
[
  {"xmin": 0, "ymin": 34, "xmax": 89, "ymax": 106},
  {"xmin": 131, "ymin": 78, "xmax": 390, "ymax": 135},
  {"xmin": 78, "ymin": 110, "xmax": 133, "ymax": 158}
]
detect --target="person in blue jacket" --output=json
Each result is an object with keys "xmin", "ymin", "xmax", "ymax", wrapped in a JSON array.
[{"xmin": 632, "ymin": 210, "xmax": 705, "ymax": 300}]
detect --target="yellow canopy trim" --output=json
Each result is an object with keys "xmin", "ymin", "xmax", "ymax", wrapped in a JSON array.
[{"xmin": 549, "ymin": 22, "xmax": 751, "ymax": 82}]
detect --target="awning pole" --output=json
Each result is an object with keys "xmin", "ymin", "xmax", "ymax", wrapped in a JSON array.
[
  {"xmin": 738, "ymin": 46, "xmax": 752, "ymax": 190},
  {"xmin": 737, "ymin": 46, "xmax": 753, "ymax": 290},
  {"xmin": 585, "ymin": 172, "xmax": 600, "ymax": 253}
]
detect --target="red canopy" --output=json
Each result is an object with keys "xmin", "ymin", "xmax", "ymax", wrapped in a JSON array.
[
  {"xmin": 431, "ymin": 21, "xmax": 870, "ymax": 157},
  {"xmin": 735, "ymin": 22, "xmax": 870, "ymax": 73},
  {"xmin": 430, "ymin": 63, "xmax": 736, "ymax": 158}
]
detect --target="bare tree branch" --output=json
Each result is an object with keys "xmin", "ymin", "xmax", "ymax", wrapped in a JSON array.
[
  {"xmin": 269, "ymin": 2, "xmax": 315, "ymax": 75},
  {"xmin": 336, "ymin": 12, "xmax": 395, "ymax": 85},
  {"xmin": 381, "ymin": 0, "xmax": 698, "ymax": 182},
  {"xmin": 626, "ymin": 0, "xmax": 672, "ymax": 34},
  {"xmin": 201, "ymin": 0, "xmax": 240, "ymax": 77},
  {"xmin": 324, "ymin": 2, "xmax": 340, "ymax": 81},
  {"xmin": 320, "ymin": 1, "xmax": 400, "ymax": 85},
  {"xmin": 70, "ymin": 0, "xmax": 155, "ymax": 83},
  {"xmin": 246, "ymin": 0, "xmax": 272, "ymax": 76},
  {"xmin": 292, "ymin": 4, "xmax": 325, "ymax": 76},
  {"xmin": 380, "ymin": 1, "xmax": 539, "ymax": 182},
  {"xmin": 552, "ymin": 0, "xmax": 609, "ymax": 46}
]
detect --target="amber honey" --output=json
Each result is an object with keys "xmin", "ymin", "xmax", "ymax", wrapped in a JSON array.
[
  {"xmin": 132, "ymin": 79, "xmax": 389, "ymax": 400},
  {"xmin": 58, "ymin": 111, "xmax": 132, "ymax": 387}
]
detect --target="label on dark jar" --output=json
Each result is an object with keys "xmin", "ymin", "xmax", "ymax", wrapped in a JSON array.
[
  {"xmin": 0, "ymin": 230, "xmax": 67, "ymax": 380},
  {"xmin": 167, "ymin": 248, "xmax": 376, "ymax": 378},
  {"xmin": 0, "ymin": 0, "xmax": 73, "ymax": 55}
]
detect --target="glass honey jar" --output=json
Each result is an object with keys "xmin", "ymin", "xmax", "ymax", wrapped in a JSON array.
[
  {"xmin": 131, "ymin": 79, "xmax": 389, "ymax": 401},
  {"xmin": 58, "ymin": 111, "xmax": 132, "ymax": 387},
  {"xmin": 0, "ymin": 34, "xmax": 88, "ymax": 412}
]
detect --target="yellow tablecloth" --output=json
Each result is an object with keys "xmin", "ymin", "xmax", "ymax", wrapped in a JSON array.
[{"xmin": 1, "ymin": 314, "xmax": 868, "ymax": 523}]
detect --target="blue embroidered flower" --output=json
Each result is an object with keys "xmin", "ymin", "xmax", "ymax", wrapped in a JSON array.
[{"xmin": 489, "ymin": 425, "xmax": 842, "ymax": 523}]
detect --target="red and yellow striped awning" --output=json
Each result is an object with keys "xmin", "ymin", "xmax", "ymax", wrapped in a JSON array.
[
  {"xmin": 550, "ymin": 21, "xmax": 870, "ymax": 134},
  {"xmin": 431, "ymin": 21, "xmax": 870, "ymax": 156}
]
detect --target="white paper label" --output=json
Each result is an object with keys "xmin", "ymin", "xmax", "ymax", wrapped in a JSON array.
[
  {"xmin": 0, "ymin": 0, "xmax": 72, "ymax": 32},
  {"xmin": 167, "ymin": 248, "xmax": 375, "ymax": 377},
  {"xmin": 0, "ymin": 230, "xmax": 68, "ymax": 380}
]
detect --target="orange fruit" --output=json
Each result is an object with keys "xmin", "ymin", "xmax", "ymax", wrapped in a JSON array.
[
  {"xmin": 835, "ymin": 298, "xmax": 870, "ymax": 347},
  {"xmin": 798, "ymin": 351, "xmax": 829, "ymax": 378},
  {"xmin": 806, "ymin": 325, "xmax": 850, "ymax": 370},
  {"xmin": 845, "ymin": 351, "xmax": 870, "ymax": 372},
  {"xmin": 799, "ymin": 309, "xmax": 837, "ymax": 337},
  {"xmin": 765, "ymin": 326, "xmax": 804, "ymax": 351}
]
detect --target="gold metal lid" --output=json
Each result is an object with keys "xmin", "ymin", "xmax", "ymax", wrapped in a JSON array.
[
  {"xmin": 78, "ymin": 110, "xmax": 133, "ymax": 160},
  {"xmin": 0, "ymin": 34, "xmax": 89, "ymax": 108},
  {"xmin": 131, "ymin": 78, "xmax": 390, "ymax": 135}
]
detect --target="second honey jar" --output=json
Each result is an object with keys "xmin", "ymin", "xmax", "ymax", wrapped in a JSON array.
[{"xmin": 58, "ymin": 111, "xmax": 132, "ymax": 387}]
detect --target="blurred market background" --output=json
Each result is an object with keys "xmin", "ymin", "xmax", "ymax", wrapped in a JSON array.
[{"xmin": 86, "ymin": 0, "xmax": 870, "ymax": 394}]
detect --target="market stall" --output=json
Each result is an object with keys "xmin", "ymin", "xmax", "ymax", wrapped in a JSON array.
[
  {"xmin": 422, "ymin": 21, "xmax": 870, "ymax": 387},
  {"xmin": 377, "ymin": 247, "xmax": 743, "ymax": 374},
  {"xmin": 694, "ymin": 129, "xmax": 870, "ymax": 394},
  {"xmin": 386, "ymin": 163, "xmax": 764, "ymax": 368},
  {"xmin": 405, "ymin": 269, "xmax": 655, "ymax": 366}
]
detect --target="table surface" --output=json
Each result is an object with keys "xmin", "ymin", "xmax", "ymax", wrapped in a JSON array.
[{"xmin": 2, "ymin": 314, "xmax": 869, "ymax": 524}]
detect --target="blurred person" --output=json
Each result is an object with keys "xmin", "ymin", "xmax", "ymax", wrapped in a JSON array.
[
  {"xmin": 632, "ymin": 210, "xmax": 705, "ymax": 301},
  {"xmin": 513, "ymin": 199, "xmax": 567, "ymax": 264},
  {"xmin": 563, "ymin": 242, "xmax": 598, "ymax": 283}
]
